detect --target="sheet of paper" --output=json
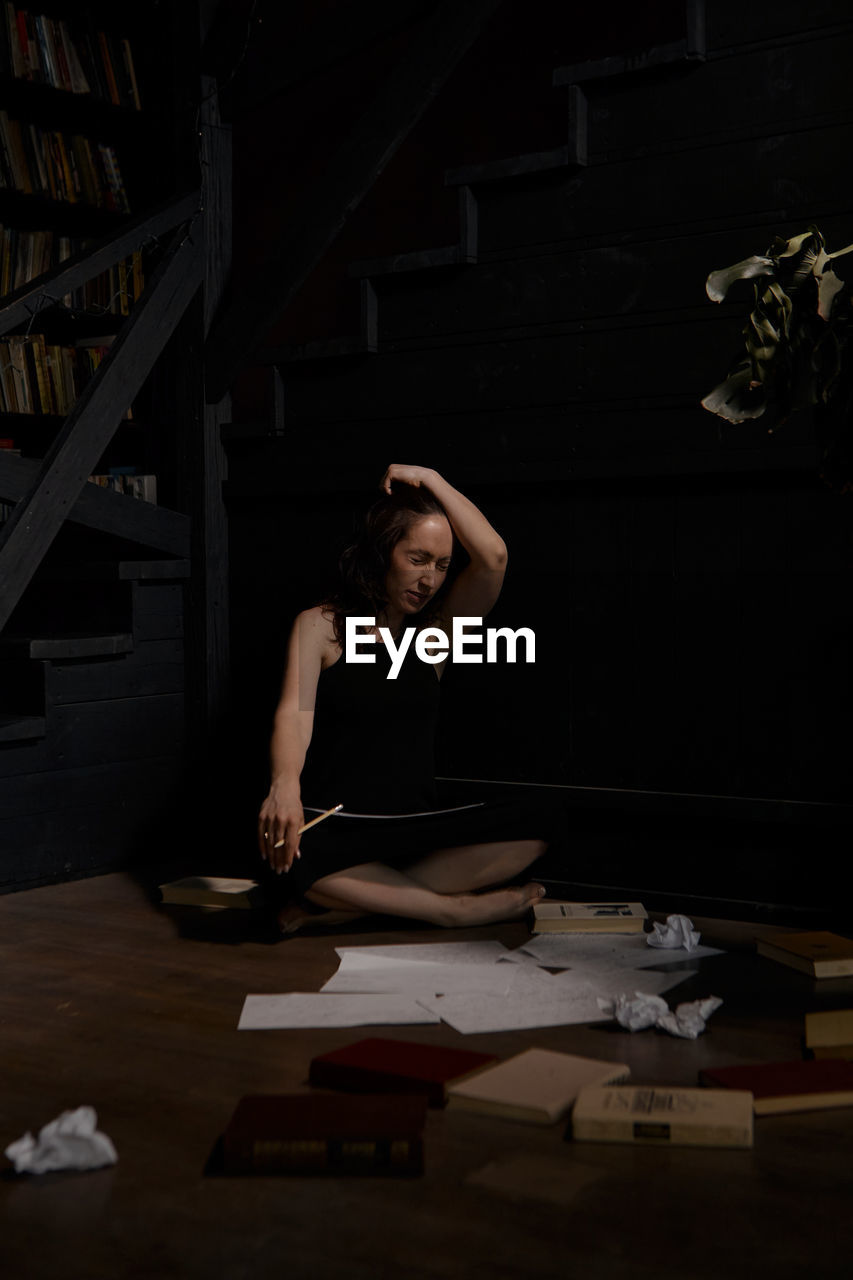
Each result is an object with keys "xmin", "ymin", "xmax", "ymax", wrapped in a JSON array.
[
  {"xmin": 517, "ymin": 934, "xmax": 723, "ymax": 971},
  {"xmin": 334, "ymin": 941, "xmax": 510, "ymax": 965},
  {"xmin": 422, "ymin": 981, "xmax": 609, "ymax": 1034},
  {"xmin": 320, "ymin": 954, "xmax": 518, "ymax": 996},
  {"xmin": 549, "ymin": 965, "xmax": 687, "ymax": 999},
  {"xmin": 238, "ymin": 993, "xmax": 439, "ymax": 1030}
]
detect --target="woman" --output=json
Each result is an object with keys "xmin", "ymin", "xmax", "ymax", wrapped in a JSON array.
[{"xmin": 257, "ymin": 464, "xmax": 554, "ymax": 930}]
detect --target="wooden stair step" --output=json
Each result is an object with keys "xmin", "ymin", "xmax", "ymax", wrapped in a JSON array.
[
  {"xmin": 261, "ymin": 336, "xmax": 375, "ymax": 365},
  {"xmin": 348, "ymin": 245, "xmax": 466, "ymax": 278},
  {"xmin": 552, "ymin": 39, "xmax": 699, "ymax": 89},
  {"xmin": 0, "ymin": 633, "xmax": 134, "ymax": 661},
  {"xmin": 35, "ymin": 559, "xmax": 191, "ymax": 583},
  {"xmin": 0, "ymin": 714, "xmax": 46, "ymax": 743},
  {"xmin": 445, "ymin": 146, "xmax": 573, "ymax": 187}
]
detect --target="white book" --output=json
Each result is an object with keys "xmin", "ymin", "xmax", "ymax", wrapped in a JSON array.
[{"xmin": 446, "ymin": 1048, "xmax": 630, "ymax": 1124}]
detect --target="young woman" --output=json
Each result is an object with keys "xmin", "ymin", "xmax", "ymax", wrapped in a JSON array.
[{"xmin": 257, "ymin": 464, "xmax": 556, "ymax": 930}]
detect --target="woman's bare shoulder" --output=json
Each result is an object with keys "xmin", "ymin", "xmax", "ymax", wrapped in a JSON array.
[{"xmin": 293, "ymin": 605, "xmax": 339, "ymax": 665}]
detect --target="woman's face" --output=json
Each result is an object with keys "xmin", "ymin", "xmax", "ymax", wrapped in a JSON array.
[{"xmin": 384, "ymin": 514, "xmax": 453, "ymax": 616}]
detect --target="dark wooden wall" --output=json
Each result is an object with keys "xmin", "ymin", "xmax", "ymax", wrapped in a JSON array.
[{"xmin": 221, "ymin": 0, "xmax": 853, "ymax": 915}]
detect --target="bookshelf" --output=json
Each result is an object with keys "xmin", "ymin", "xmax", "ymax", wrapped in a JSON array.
[{"xmin": 0, "ymin": 3, "xmax": 163, "ymax": 523}]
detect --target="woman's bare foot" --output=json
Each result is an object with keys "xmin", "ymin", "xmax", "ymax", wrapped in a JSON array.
[{"xmin": 445, "ymin": 882, "xmax": 545, "ymax": 928}]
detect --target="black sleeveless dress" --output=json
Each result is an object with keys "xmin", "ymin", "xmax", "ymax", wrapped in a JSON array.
[{"xmin": 285, "ymin": 641, "xmax": 560, "ymax": 895}]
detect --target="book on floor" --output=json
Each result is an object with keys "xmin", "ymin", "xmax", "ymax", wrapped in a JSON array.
[
  {"xmin": 158, "ymin": 876, "xmax": 265, "ymax": 910},
  {"xmin": 309, "ymin": 1038, "xmax": 498, "ymax": 1107},
  {"xmin": 570, "ymin": 1085, "xmax": 753, "ymax": 1149},
  {"xmin": 755, "ymin": 931, "xmax": 853, "ymax": 979},
  {"xmin": 530, "ymin": 901, "xmax": 647, "ymax": 934},
  {"xmin": 445, "ymin": 1048, "xmax": 630, "ymax": 1125},
  {"xmin": 221, "ymin": 1094, "xmax": 427, "ymax": 1175},
  {"xmin": 805, "ymin": 1009, "xmax": 853, "ymax": 1059},
  {"xmin": 699, "ymin": 1059, "xmax": 853, "ymax": 1115}
]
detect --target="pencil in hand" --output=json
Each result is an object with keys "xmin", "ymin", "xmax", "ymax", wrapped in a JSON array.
[{"xmin": 273, "ymin": 803, "xmax": 343, "ymax": 848}]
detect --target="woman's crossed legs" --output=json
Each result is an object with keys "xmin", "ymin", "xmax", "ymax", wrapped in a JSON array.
[{"xmin": 298, "ymin": 838, "xmax": 547, "ymax": 928}]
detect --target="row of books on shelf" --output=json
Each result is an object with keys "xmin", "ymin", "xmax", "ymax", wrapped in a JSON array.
[
  {"xmin": 0, "ymin": 227, "xmax": 143, "ymax": 309},
  {"xmin": 0, "ymin": 446, "xmax": 157, "ymax": 522},
  {"xmin": 0, "ymin": 110, "xmax": 129, "ymax": 212},
  {"xmin": 0, "ymin": 5, "xmax": 141, "ymax": 109},
  {"xmin": 0, "ymin": 333, "xmax": 132, "ymax": 416}
]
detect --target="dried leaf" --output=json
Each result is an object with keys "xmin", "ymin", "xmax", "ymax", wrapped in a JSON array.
[
  {"xmin": 701, "ymin": 366, "xmax": 767, "ymax": 421},
  {"xmin": 817, "ymin": 268, "xmax": 845, "ymax": 320},
  {"xmin": 705, "ymin": 256, "xmax": 774, "ymax": 303},
  {"xmin": 776, "ymin": 230, "xmax": 821, "ymax": 258}
]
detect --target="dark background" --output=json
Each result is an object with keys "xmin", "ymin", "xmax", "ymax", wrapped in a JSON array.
[{"xmin": 1, "ymin": 0, "xmax": 852, "ymax": 917}]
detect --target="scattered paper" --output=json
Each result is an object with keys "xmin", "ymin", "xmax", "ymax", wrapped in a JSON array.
[
  {"xmin": 421, "ymin": 978, "xmax": 610, "ymax": 1034},
  {"xmin": 466, "ymin": 1155, "xmax": 606, "ymax": 1206},
  {"xmin": 335, "ymin": 941, "xmax": 510, "ymax": 965},
  {"xmin": 551, "ymin": 966, "xmax": 687, "ymax": 1000},
  {"xmin": 321, "ymin": 951, "xmax": 518, "ymax": 996},
  {"xmin": 238, "ymin": 993, "xmax": 439, "ymax": 1029},
  {"xmin": 646, "ymin": 914, "xmax": 701, "ymax": 952},
  {"xmin": 598, "ymin": 992, "xmax": 723, "ymax": 1039},
  {"xmin": 5, "ymin": 1106, "xmax": 117, "ymax": 1175},
  {"xmin": 518, "ymin": 933, "xmax": 722, "ymax": 971}
]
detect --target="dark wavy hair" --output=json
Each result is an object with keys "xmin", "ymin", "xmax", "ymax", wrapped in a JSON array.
[{"xmin": 323, "ymin": 487, "xmax": 454, "ymax": 647}]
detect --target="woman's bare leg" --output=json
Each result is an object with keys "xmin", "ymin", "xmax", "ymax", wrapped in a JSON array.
[
  {"xmin": 404, "ymin": 838, "xmax": 547, "ymax": 894},
  {"xmin": 305, "ymin": 858, "xmax": 545, "ymax": 927},
  {"xmin": 302, "ymin": 834, "xmax": 545, "ymax": 926}
]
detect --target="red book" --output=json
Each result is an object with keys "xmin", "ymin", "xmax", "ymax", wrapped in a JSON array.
[
  {"xmin": 221, "ymin": 1093, "xmax": 427, "ymax": 1176},
  {"xmin": 309, "ymin": 1037, "xmax": 498, "ymax": 1107},
  {"xmin": 699, "ymin": 1059, "xmax": 853, "ymax": 1115}
]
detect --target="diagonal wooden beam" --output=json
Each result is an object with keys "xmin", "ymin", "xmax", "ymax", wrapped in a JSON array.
[
  {"xmin": 0, "ymin": 226, "xmax": 203, "ymax": 631},
  {"xmin": 203, "ymin": 0, "xmax": 503, "ymax": 403},
  {"xmin": 0, "ymin": 452, "xmax": 190, "ymax": 555},
  {"xmin": 0, "ymin": 192, "xmax": 200, "ymax": 338}
]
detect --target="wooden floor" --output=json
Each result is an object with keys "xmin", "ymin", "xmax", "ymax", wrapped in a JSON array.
[{"xmin": 2, "ymin": 873, "xmax": 853, "ymax": 1280}]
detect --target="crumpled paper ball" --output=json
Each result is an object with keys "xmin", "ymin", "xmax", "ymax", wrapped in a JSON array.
[
  {"xmin": 646, "ymin": 914, "xmax": 701, "ymax": 952},
  {"xmin": 5, "ymin": 1106, "xmax": 118, "ymax": 1175},
  {"xmin": 597, "ymin": 992, "xmax": 723, "ymax": 1040}
]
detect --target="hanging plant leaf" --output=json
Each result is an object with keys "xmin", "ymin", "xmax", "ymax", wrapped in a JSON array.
[
  {"xmin": 700, "ymin": 365, "xmax": 767, "ymax": 421},
  {"xmin": 705, "ymin": 255, "xmax": 774, "ymax": 302},
  {"xmin": 702, "ymin": 223, "xmax": 853, "ymax": 490},
  {"xmin": 775, "ymin": 230, "xmax": 820, "ymax": 258},
  {"xmin": 817, "ymin": 267, "xmax": 845, "ymax": 321}
]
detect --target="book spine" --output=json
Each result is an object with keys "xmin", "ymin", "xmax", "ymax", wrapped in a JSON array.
[
  {"xmin": 24, "ymin": 12, "xmax": 42, "ymax": 82},
  {"xmin": 6, "ymin": 4, "xmax": 22, "ymax": 79},
  {"xmin": 224, "ymin": 1136, "xmax": 423, "ymax": 1175},
  {"xmin": 50, "ymin": 18, "xmax": 72, "ymax": 92},
  {"xmin": 14, "ymin": 9, "xmax": 30, "ymax": 80},
  {"xmin": 571, "ymin": 1115, "xmax": 752, "ymax": 1148},
  {"xmin": 0, "ymin": 4, "xmax": 11, "ymax": 78},
  {"xmin": 122, "ymin": 38, "xmax": 141, "ymax": 111},
  {"xmin": 97, "ymin": 30, "xmax": 120, "ymax": 106}
]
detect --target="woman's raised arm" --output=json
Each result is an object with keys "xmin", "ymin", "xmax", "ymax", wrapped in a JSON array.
[
  {"xmin": 380, "ymin": 464, "xmax": 507, "ymax": 620},
  {"xmin": 258, "ymin": 607, "xmax": 328, "ymax": 873}
]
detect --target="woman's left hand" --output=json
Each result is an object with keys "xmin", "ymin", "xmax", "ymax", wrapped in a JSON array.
[{"xmin": 380, "ymin": 464, "xmax": 436, "ymax": 494}]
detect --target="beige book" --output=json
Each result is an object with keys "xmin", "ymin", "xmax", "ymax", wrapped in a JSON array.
[
  {"xmin": 446, "ymin": 1049, "xmax": 630, "ymax": 1125},
  {"xmin": 756, "ymin": 931, "xmax": 853, "ymax": 979},
  {"xmin": 571, "ymin": 1085, "xmax": 753, "ymax": 1149},
  {"xmin": 806, "ymin": 1009, "xmax": 853, "ymax": 1058},
  {"xmin": 159, "ymin": 876, "xmax": 264, "ymax": 910},
  {"xmin": 531, "ymin": 901, "xmax": 647, "ymax": 934}
]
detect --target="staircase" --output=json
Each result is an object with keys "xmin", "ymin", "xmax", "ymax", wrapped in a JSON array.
[{"xmin": 0, "ymin": 552, "xmax": 190, "ymax": 890}]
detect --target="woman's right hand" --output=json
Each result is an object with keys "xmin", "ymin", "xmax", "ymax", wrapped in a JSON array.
[{"xmin": 258, "ymin": 784, "xmax": 304, "ymax": 875}]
